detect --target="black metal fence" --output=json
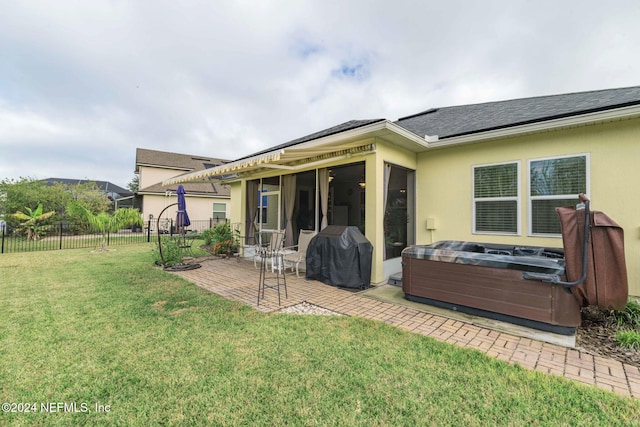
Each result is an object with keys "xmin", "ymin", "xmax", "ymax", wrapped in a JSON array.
[
  {"xmin": 153, "ymin": 218, "xmax": 221, "ymax": 235},
  {"xmin": 0, "ymin": 219, "xmax": 219, "ymax": 254}
]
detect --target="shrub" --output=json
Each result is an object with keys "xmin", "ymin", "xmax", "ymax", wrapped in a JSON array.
[
  {"xmin": 203, "ymin": 222, "xmax": 239, "ymax": 255},
  {"xmin": 609, "ymin": 299, "xmax": 640, "ymax": 329},
  {"xmin": 152, "ymin": 237, "xmax": 182, "ymax": 267},
  {"xmin": 201, "ymin": 228, "xmax": 216, "ymax": 246},
  {"xmin": 616, "ymin": 330, "xmax": 640, "ymax": 350},
  {"xmin": 213, "ymin": 240, "xmax": 236, "ymax": 256}
]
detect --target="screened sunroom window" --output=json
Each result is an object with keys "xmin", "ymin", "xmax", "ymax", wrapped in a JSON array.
[
  {"xmin": 529, "ymin": 154, "xmax": 587, "ymax": 236},
  {"xmin": 473, "ymin": 162, "xmax": 519, "ymax": 234}
]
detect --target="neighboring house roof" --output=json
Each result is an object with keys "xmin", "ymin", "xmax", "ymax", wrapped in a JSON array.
[
  {"xmin": 43, "ymin": 178, "xmax": 133, "ymax": 198},
  {"xmin": 135, "ymin": 148, "xmax": 231, "ymax": 197},
  {"xmin": 136, "ymin": 148, "xmax": 229, "ymax": 172},
  {"xmin": 138, "ymin": 181, "xmax": 230, "ymax": 197},
  {"xmin": 395, "ymin": 86, "xmax": 640, "ymax": 139}
]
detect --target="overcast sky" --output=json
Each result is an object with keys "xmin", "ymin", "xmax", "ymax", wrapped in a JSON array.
[{"xmin": 1, "ymin": 0, "xmax": 639, "ymax": 189}]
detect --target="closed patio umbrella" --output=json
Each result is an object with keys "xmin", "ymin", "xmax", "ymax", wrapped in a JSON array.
[
  {"xmin": 176, "ymin": 184, "xmax": 191, "ymax": 233},
  {"xmin": 157, "ymin": 184, "xmax": 200, "ymax": 270}
]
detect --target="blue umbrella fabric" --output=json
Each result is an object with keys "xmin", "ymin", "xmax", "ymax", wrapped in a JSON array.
[{"xmin": 176, "ymin": 184, "xmax": 191, "ymax": 230}]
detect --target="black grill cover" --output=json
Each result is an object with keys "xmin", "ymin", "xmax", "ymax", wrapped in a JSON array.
[{"xmin": 305, "ymin": 225, "xmax": 373, "ymax": 289}]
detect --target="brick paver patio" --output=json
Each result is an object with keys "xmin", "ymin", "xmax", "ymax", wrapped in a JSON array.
[{"xmin": 175, "ymin": 257, "xmax": 640, "ymax": 399}]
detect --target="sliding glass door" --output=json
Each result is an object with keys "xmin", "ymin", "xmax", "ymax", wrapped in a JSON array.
[
  {"xmin": 384, "ymin": 164, "xmax": 415, "ymax": 260},
  {"xmin": 257, "ymin": 176, "xmax": 281, "ymax": 232}
]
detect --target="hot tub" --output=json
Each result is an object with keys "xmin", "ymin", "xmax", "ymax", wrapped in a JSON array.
[{"xmin": 401, "ymin": 241, "xmax": 582, "ymax": 335}]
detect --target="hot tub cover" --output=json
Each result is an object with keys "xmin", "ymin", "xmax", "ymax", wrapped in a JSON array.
[
  {"xmin": 557, "ymin": 206, "xmax": 628, "ymax": 309},
  {"xmin": 401, "ymin": 241, "xmax": 565, "ymax": 275},
  {"xmin": 305, "ymin": 225, "xmax": 373, "ymax": 289}
]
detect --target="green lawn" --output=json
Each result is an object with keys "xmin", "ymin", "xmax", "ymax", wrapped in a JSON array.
[{"xmin": 1, "ymin": 245, "xmax": 639, "ymax": 426}]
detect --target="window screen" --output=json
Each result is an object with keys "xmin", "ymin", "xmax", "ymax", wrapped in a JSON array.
[
  {"xmin": 212, "ymin": 202, "xmax": 227, "ymax": 222},
  {"xmin": 473, "ymin": 162, "xmax": 519, "ymax": 234},
  {"xmin": 529, "ymin": 155, "xmax": 587, "ymax": 235}
]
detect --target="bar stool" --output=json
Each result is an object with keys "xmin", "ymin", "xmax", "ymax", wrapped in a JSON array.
[{"xmin": 257, "ymin": 230, "xmax": 287, "ymax": 305}]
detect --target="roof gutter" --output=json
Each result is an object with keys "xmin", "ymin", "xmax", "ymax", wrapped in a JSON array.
[{"xmin": 427, "ymin": 104, "xmax": 640, "ymax": 149}]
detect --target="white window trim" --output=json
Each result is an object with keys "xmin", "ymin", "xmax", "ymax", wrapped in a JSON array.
[
  {"xmin": 212, "ymin": 202, "xmax": 227, "ymax": 221},
  {"xmin": 472, "ymin": 160, "xmax": 521, "ymax": 236},
  {"xmin": 257, "ymin": 177, "xmax": 282, "ymax": 231},
  {"xmin": 527, "ymin": 153, "xmax": 590, "ymax": 237}
]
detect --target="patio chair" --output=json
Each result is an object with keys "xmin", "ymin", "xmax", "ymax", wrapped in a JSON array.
[
  {"xmin": 252, "ymin": 230, "xmax": 273, "ymax": 268},
  {"xmin": 253, "ymin": 229, "xmax": 294, "ymax": 272},
  {"xmin": 283, "ymin": 230, "xmax": 317, "ymax": 277}
]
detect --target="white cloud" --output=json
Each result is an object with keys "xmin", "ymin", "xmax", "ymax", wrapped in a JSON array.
[
  {"xmin": 1, "ymin": 0, "xmax": 639, "ymax": 186},
  {"xmin": 0, "ymin": 105, "xmax": 70, "ymax": 142}
]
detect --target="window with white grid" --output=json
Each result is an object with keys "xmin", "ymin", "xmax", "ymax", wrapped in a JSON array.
[
  {"xmin": 528, "ymin": 154, "xmax": 588, "ymax": 236},
  {"xmin": 473, "ymin": 161, "xmax": 520, "ymax": 234},
  {"xmin": 212, "ymin": 202, "xmax": 227, "ymax": 222}
]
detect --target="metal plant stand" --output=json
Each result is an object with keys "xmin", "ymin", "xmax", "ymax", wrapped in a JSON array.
[{"xmin": 257, "ymin": 230, "xmax": 287, "ymax": 305}]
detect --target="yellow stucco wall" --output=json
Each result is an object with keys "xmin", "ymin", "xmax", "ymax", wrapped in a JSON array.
[
  {"xmin": 416, "ymin": 117, "xmax": 640, "ymax": 296},
  {"xmin": 368, "ymin": 140, "xmax": 419, "ymax": 283}
]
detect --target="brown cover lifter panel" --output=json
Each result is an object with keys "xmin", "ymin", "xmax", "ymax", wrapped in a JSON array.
[{"xmin": 556, "ymin": 206, "xmax": 628, "ymax": 310}]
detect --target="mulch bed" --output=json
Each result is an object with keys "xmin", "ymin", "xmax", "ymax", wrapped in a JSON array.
[{"xmin": 575, "ymin": 306, "xmax": 640, "ymax": 367}]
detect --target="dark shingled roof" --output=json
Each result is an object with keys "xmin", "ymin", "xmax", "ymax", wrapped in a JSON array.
[
  {"xmin": 237, "ymin": 119, "xmax": 385, "ymax": 160},
  {"xmin": 395, "ymin": 86, "xmax": 640, "ymax": 139},
  {"xmin": 43, "ymin": 178, "xmax": 132, "ymax": 197}
]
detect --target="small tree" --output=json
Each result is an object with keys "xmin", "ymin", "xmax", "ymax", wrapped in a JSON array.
[
  {"xmin": 127, "ymin": 175, "xmax": 140, "ymax": 193},
  {"xmin": 65, "ymin": 181, "xmax": 113, "ymax": 232},
  {"xmin": 68, "ymin": 203, "xmax": 143, "ymax": 252},
  {"xmin": 67, "ymin": 181, "xmax": 112, "ymax": 213},
  {"xmin": 12, "ymin": 204, "xmax": 56, "ymax": 240},
  {"xmin": 1, "ymin": 178, "xmax": 70, "ymax": 228}
]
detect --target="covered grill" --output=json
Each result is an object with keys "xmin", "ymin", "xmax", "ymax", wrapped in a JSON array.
[{"xmin": 305, "ymin": 225, "xmax": 373, "ymax": 289}]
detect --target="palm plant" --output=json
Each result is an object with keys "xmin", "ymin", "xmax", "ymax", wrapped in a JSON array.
[
  {"xmin": 12, "ymin": 203, "xmax": 55, "ymax": 240},
  {"xmin": 68, "ymin": 203, "xmax": 143, "ymax": 252}
]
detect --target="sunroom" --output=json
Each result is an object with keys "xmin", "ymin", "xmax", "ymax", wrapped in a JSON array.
[{"xmin": 163, "ymin": 119, "xmax": 430, "ymax": 284}]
